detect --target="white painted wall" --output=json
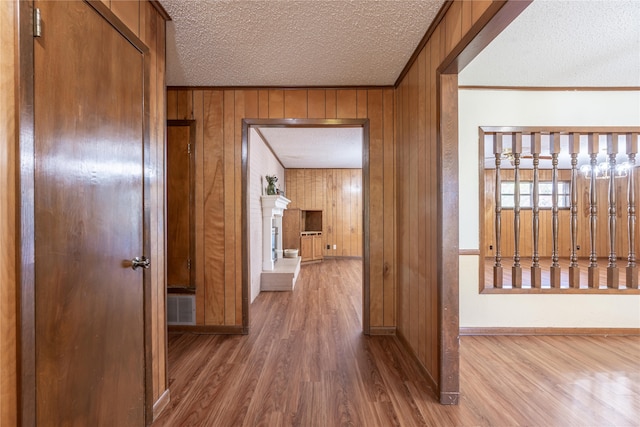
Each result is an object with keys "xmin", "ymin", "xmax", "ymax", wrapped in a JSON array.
[
  {"xmin": 248, "ymin": 128, "xmax": 285, "ymax": 304},
  {"xmin": 458, "ymin": 89, "xmax": 640, "ymax": 328}
]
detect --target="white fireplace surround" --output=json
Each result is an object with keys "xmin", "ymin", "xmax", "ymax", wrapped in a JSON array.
[{"xmin": 261, "ymin": 195, "xmax": 290, "ymax": 271}]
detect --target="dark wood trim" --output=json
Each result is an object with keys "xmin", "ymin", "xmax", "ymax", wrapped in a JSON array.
[
  {"xmin": 481, "ymin": 287, "xmax": 640, "ymax": 295},
  {"xmin": 437, "ymin": 73, "xmax": 460, "ymax": 406},
  {"xmin": 87, "ymin": 1, "xmax": 149, "ymax": 56},
  {"xmin": 168, "ymin": 325, "xmax": 247, "ymax": 334},
  {"xmin": 150, "ymin": 0, "xmax": 171, "ymax": 21},
  {"xmin": 440, "ymin": 1, "xmax": 532, "ymax": 75},
  {"xmin": 394, "ymin": 0, "xmax": 453, "ymax": 87},
  {"xmin": 167, "ymin": 85, "xmax": 395, "ymax": 91},
  {"xmin": 167, "ymin": 120, "xmax": 197, "ymax": 290},
  {"xmin": 241, "ymin": 118, "xmax": 371, "ymax": 335},
  {"xmin": 460, "ymin": 327, "xmax": 640, "ymax": 336},
  {"xmin": 18, "ymin": 1, "xmax": 36, "ymax": 425},
  {"xmin": 459, "ymin": 249, "xmax": 480, "ymax": 256},
  {"xmin": 152, "ymin": 386, "xmax": 171, "ymax": 421},
  {"xmin": 480, "ymin": 126, "xmax": 640, "ymax": 134},
  {"xmin": 362, "ymin": 119, "xmax": 371, "ymax": 335},
  {"xmin": 253, "ymin": 127, "xmax": 286, "ymax": 170},
  {"xmin": 369, "ymin": 326, "xmax": 396, "ymax": 336},
  {"xmin": 460, "ymin": 85, "xmax": 640, "ymax": 91}
]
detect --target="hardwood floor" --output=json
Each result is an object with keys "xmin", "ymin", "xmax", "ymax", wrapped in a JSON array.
[{"xmin": 153, "ymin": 259, "xmax": 640, "ymax": 426}]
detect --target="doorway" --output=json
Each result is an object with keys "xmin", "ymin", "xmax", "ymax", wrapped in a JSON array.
[{"xmin": 242, "ymin": 119, "xmax": 371, "ymax": 333}]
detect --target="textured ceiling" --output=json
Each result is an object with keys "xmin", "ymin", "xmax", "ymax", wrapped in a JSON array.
[
  {"xmin": 460, "ymin": 0, "xmax": 640, "ymax": 87},
  {"xmin": 256, "ymin": 126, "xmax": 363, "ymax": 169},
  {"xmin": 162, "ymin": 0, "xmax": 445, "ymax": 87}
]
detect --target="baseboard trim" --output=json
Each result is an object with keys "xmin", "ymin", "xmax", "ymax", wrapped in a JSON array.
[
  {"xmin": 152, "ymin": 389, "xmax": 170, "ymax": 421},
  {"xmin": 369, "ymin": 326, "xmax": 396, "ymax": 336},
  {"xmin": 396, "ymin": 330, "xmax": 439, "ymax": 397},
  {"xmin": 460, "ymin": 327, "xmax": 640, "ymax": 336},
  {"xmin": 168, "ymin": 325, "xmax": 247, "ymax": 334}
]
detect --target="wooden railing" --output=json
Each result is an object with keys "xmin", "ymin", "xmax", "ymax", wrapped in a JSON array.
[{"xmin": 481, "ymin": 127, "xmax": 639, "ymax": 291}]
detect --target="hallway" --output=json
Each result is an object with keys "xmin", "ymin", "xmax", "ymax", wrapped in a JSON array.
[{"xmin": 153, "ymin": 259, "xmax": 639, "ymax": 426}]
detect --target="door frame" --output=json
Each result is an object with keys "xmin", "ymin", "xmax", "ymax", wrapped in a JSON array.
[
  {"xmin": 17, "ymin": 1, "xmax": 153, "ymax": 424},
  {"xmin": 167, "ymin": 120, "xmax": 196, "ymax": 290},
  {"xmin": 241, "ymin": 118, "xmax": 371, "ymax": 334}
]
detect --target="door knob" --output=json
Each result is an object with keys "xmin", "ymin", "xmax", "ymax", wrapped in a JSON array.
[{"xmin": 131, "ymin": 256, "xmax": 150, "ymax": 270}]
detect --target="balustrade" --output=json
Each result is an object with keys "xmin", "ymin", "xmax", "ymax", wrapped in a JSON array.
[{"xmin": 482, "ymin": 127, "xmax": 639, "ymax": 291}]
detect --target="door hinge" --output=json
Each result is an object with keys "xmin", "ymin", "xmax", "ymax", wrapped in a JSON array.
[
  {"xmin": 33, "ymin": 8, "xmax": 42, "ymax": 37},
  {"xmin": 187, "ymin": 143, "xmax": 191, "ymax": 154},
  {"xmin": 187, "ymin": 258, "xmax": 191, "ymax": 270}
]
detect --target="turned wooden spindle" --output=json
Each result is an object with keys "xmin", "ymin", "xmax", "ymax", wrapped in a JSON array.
[
  {"xmin": 569, "ymin": 133, "xmax": 581, "ymax": 288},
  {"xmin": 626, "ymin": 133, "xmax": 638, "ymax": 289},
  {"xmin": 512, "ymin": 133, "xmax": 523, "ymax": 288},
  {"xmin": 549, "ymin": 132, "xmax": 561, "ymax": 288},
  {"xmin": 587, "ymin": 133, "xmax": 600, "ymax": 288},
  {"xmin": 493, "ymin": 133, "xmax": 503, "ymax": 288},
  {"xmin": 530, "ymin": 133, "xmax": 542, "ymax": 288},
  {"xmin": 606, "ymin": 134, "xmax": 619, "ymax": 288}
]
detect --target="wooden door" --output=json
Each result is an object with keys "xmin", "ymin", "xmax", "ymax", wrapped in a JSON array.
[
  {"xmin": 313, "ymin": 234, "xmax": 324, "ymax": 261},
  {"xmin": 300, "ymin": 235, "xmax": 313, "ymax": 261},
  {"xmin": 282, "ymin": 208, "xmax": 301, "ymax": 250},
  {"xmin": 167, "ymin": 121, "xmax": 195, "ymax": 288},
  {"xmin": 34, "ymin": 1, "xmax": 149, "ymax": 425}
]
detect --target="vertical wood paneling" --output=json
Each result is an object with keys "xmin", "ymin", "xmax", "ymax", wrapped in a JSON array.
[
  {"xmin": 203, "ymin": 91, "xmax": 225, "ymax": 325},
  {"xmin": 0, "ymin": 1, "xmax": 17, "ymax": 424},
  {"xmin": 193, "ymin": 91, "xmax": 205, "ymax": 325},
  {"xmin": 223, "ymin": 91, "xmax": 236, "ymax": 325},
  {"xmin": 382, "ymin": 88, "xmax": 396, "ymax": 327},
  {"xmin": 176, "ymin": 90, "xmax": 193, "ymax": 120},
  {"xmin": 307, "ymin": 89, "xmax": 326, "ymax": 118},
  {"xmin": 368, "ymin": 90, "xmax": 384, "ymax": 326},
  {"xmin": 336, "ymin": 89, "xmax": 357, "ymax": 119},
  {"xmin": 268, "ymin": 89, "xmax": 284, "ymax": 119},
  {"xmin": 284, "ymin": 89, "xmax": 308, "ymax": 118},
  {"xmin": 325, "ymin": 89, "xmax": 337, "ymax": 119},
  {"xmin": 395, "ymin": 0, "xmax": 497, "ymax": 403},
  {"xmin": 167, "ymin": 87, "xmax": 395, "ymax": 334}
]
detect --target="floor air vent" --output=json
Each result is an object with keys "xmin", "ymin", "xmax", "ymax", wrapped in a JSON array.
[{"xmin": 167, "ymin": 295, "xmax": 195, "ymax": 325}]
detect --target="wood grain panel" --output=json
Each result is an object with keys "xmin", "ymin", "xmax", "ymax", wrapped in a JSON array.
[
  {"xmin": 0, "ymin": 1, "xmax": 17, "ymax": 424},
  {"xmin": 258, "ymin": 90, "xmax": 269, "ymax": 119},
  {"xmin": 285, "ymin": 168, "xmax": 363, "ymax": 258},
  {"xmin": 382, "ymin": 88, "xmax": 395, "ymax": 327},
  {"xmin": 336, "ymin": 89, "xmax": 357, "ymax": 119},
  {"xmin": 203, "ymin": 91, "xmax": 225, "ymax": 325},
  {"xmin": 167, "ymin": 89, "xmax": 178, "ymax": 120},
  {"xmin": 193, "ymin": 91, "xmax": 205, "ymax": 325},
  {"xmin": 307, "ymin": 89, "xmax": 326, "ymax": 118},
  {"xmin": 176, "ymin": 90, "xmax": 193, "ymax": 120},
  {"xmin": 234, "ymin": 91, "xmax": 245, "ymax": 324},
  {"xmin": 223, "ymin": 91, "xmax": 236, "ymax": 325},
  {"xmin": 268, "ymin": 89, "xmax": 284, "ymax": 119},
  {"xmin": 284, "ymin": 89, "xmax": 308, "ymax": 118},
  {"xmin": 394, "ymin": 0, "xmax": 508, "ymax": 404},
  {"xmin": 110, "ymin": 0, "xmax": 139, "ymax": 37},
  {"xmin": 325, "ymin": 89, "xmax": 337, "ymax": 119}
]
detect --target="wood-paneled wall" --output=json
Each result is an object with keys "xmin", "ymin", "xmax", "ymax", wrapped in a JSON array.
[
  {"xmin": 395, "ymin": 0, "xmax": 501, "ymax": 403},
  {"xmin": 285, "ymin": 168, "xmax": 363, "ymax": 258},
  {"xmin": 167, "ymin": 88, "xmax": 396, "ymax": 330},
  {"xmin": 484, "ymin": 168, "xmax": 640, "ymax": 260},
  {"xmin": 0, "ymin": 1, "xmax": 17, "ymax": 424},
  {"xmin": 1, "ymin": 1, "xmax": 169, "ymax": 423}
]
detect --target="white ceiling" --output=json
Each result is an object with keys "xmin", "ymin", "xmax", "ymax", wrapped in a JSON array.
[
  {"xmin": 162, "ymin": 0, "xmax": 445, "ymax": 87},
  {"xmin": 256, "ymin": 126, "xmax": 363, "ymax": 169},
  {"xmin": 459, "ymin": 0, "xmax": 640, "ymax": 87},
  {"xmin": 161, "ymin": 1, "xmax": 640, "ymax": 169}
]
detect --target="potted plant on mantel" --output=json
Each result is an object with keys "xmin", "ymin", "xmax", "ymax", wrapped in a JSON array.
[{"xmin": 265, "ymin": 175, "xmax": 278, "ymax": 195}]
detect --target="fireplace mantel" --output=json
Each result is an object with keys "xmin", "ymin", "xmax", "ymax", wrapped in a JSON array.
[{"xmin": 261, "ymin": 195, "xmax": 290, "ymax": 271}]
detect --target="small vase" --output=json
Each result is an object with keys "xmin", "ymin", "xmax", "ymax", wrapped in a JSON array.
[{"xmin": 267, "ymin": 183, "xmax": 276, "ymax": 195}]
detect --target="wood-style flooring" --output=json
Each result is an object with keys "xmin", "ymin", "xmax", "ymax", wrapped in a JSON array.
[{"xmin": 153, "ymin": 259, "xmax": 640, "ymax": 427}]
